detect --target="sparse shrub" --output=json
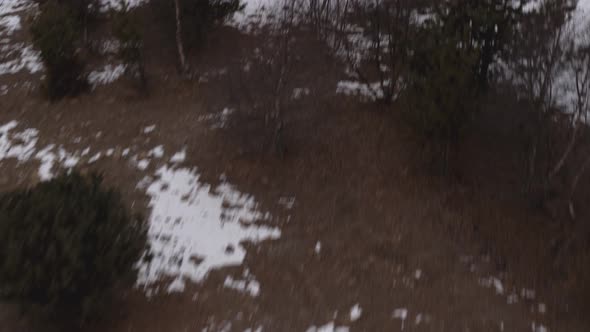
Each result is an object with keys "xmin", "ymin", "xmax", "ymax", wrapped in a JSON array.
[
  {"xmin": 33, "ymin": 0, "xmax": 100, "ymax": 26},
  {"xmin": 30, "ymin": 1, "xmax": 88, "ymax": 100},
  {"xmin": 113, "ymin": 1, "xmax": 148, "ymax": 93},
  {"xmin": 150, "ymin": 0, "xmax": 242, "ymax": 69},
  {"xmin": 0, "ymin": 172, "xmax": 147, "ymax": 322}
]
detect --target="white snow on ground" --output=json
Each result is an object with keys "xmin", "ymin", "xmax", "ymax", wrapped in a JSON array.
[
  {"xmin": 336, "ymin": 80, "xmax": 390, "ymax": 101},
  {"xmin": 149, "ymin": 145, "xmax": 165, "ymax": 159},
  {"xmin": 170, "ymin": 148, "xmax": 186, "ymax": 163},
  {"xmin": 136, "ymin": 166, "xmax": 281, "ymax": 292},
  {"xmin": 0, "ymin": 0, "xmax": 34, "ymax": 16},
  {"xmin": 349, "ymin": 304, "xmax": 362, "ymax": 322},
  {"xmin": 392, "ymin": 308, "xmax": 408, "ymax": 330},
  {"xmin": 0, "ymin": 44, "xmax": 42, "ymax": 75},
  {"xmin": 0, "ymin": 15, "xmax": 20, "ymax": 35},
  {"xmin": 0, "ymin": 122, "xmax": 37, "ymax": 161},
  {"xmin": 88, "ymin": 152, "xmax": 102, "ymax": 164},
  {"xmin": 305, "ymin": 322, "xmax": 350, "ymax": 332},
  {"xmin": 479, "ymin": 276, "xmax": 504, "ymax": 295},
  {"xmin": 0, "ymin": 1, "xmax": 41, "ymax": 78},
  {"xmin": 0, "ymin": 121, "xmax": 81, "ymax": 180},
  {"xmin": 223, "ymin": 270, "xmax": 261, "ymax": 297},
  {"xmin": 88, "ymin": 64, "xmax": 126, "ymax": 87},
  {"xmin": 314, "ymin": 241, "xmax": 321, "ymax": 254},
  {"xmin": 143, "ymin": 125, "xmax": 156, "ymax": 134},
  {"xmin": 532, "ymin": 322, "xmax": 549, "ymax": 332},
  {"xmin": 243, "ymin": 328, "xmax": 263, "ymax": 332},
  {"xmin": 99, "ymin": 0, "xmax": 149, "ymax": 11},
  {"xmin": 135, "ymin": 158, "xmax": 150, "ymax": 170}
]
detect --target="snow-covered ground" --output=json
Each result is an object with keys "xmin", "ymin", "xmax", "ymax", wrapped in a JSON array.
[
  {"xmin": 137, "ymin": 165, "xmax": 280, "ymax": 293},
  {"xmin": 0, "ymin": 121, "xmax": 80, "ymax": 181},
  {"xmin": 88, "ymin": 64, "xmax": 126, "ymax": 87}
]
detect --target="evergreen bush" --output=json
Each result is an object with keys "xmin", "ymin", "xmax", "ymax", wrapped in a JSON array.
[
  {"xmin": 30, "ymin": 1, "xmax": 88, "ymax": 100},
  {"xmin": 0, "ymin": 172, "xmax": 147, "ymax": 321}
]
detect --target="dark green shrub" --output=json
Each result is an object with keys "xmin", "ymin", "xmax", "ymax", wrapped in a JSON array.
[
  {"xmin": 404, "ymin": 11, "xmax": 482, "ymax": 173},
  {"xmin": 30, "ymin": 1, "xmax": 88, "ymax": 100},
  {"xmin": 0, "ymin": 172, "xmax": 147, "ymax": 321}
]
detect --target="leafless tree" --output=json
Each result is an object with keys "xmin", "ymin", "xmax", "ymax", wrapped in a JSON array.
[
  {"xmin": 338, "ymin": 0, "xmax": 420, "ymax": 104},
  {"xmin": 305, "ymin": 0, "xmax": 350, "ymax": 51},
  {"xmin": 561, "ymin": 22, "xmax": 590, "ymax": 219},
  {"xmin": 508, "ymin": 0, "xmax": 575, "ymax": 193},
  {"xmin": 548, "ymin": 22, "xmax": 589, "ymax": 183},
  {"xmin": 227, "ymin": 0, "xmax": 297, "ymax": 156}
]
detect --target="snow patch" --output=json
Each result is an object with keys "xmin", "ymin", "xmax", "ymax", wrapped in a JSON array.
[
  {"xmin": 0, "ymin": 15, "xmax": 21, "ymax": 36},
  {"xmin": 99, "ymin": 0, "xmax": 149, "ymax": 12},
  {"xmin": 0, "ymin": 0, "xmax": 35, "ymax": 16},
  {"xmin": 305, "ymin": 322, "xmax": 349, "ymax": 332},
  {"xmin": 336, "ymin": 80, "xmax": 391, "ymax": 101},
  {"xmin": 532, "ymin": 322, "xmax": 549, "ymax": 332},
  {"xmin": 149, "ymin": 145, "xmax": 165, "ymax": 159},
  {"xmin": 136, "ymin": 166, "xmax": 281, "ymax": 292},
  {"xmin": 223, "ymin": 270, "xmax": 261, "ymax": 297},
  {"xmin": 349, "ymin": 304, "xmax": 362, "ymax": 321},
  {"xmin": 314, "ymin": 241, "xmax": 321, "ymax": 254},
  {"xmin": 143, "ymin": 125, "xmax": 156, "ymax": 134},
  {"xmin": 135, "ymin": 158, "xmax": 150, "ymax": 170},
  {"xmin": 170, "ymin": 148, "xmax": 186, "ymax": 163},
  {"xmin": 0, "ymin": 122, "xmax": 84, "ymax": 181},
  {"xmin": 0, "ymin": 44, "xmax": 42, "ymax": 75},
  {"xmin": 88, "ymin": 152, "xmax": 102, "ymax": 164},
  {"xmin": 88, "ymin": 64, "xmax": 126, "ymax": 86},
  {"xmin": 393, "ymin": 308, "xmax": 408, "ymax": 330},
  {"xmin": 479, "ymin": 276, "xmax": 504, "ymax": 295}
]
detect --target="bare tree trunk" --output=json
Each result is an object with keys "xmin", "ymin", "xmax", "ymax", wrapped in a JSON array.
[
  {"xmin": 271, "ymin": 2, "xmax": 296, "ymax": 157},
  {"xmin": 570, "ymin": 152, "xmax": 590, "ymax": 196},
  {"xmin": 567, "ymin": 152, "xmax": 590, "ymax": 220},
  {"xmin": 548, "ymin": 119, "xmax": 578, "ymax": 182},
  {"xmin": 174, "ymin": 0, "xmax": 188, "ymax": 73},
  {"xmin": 526, "ymin": 139, "xmax": 537, "ymax": 193}
]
